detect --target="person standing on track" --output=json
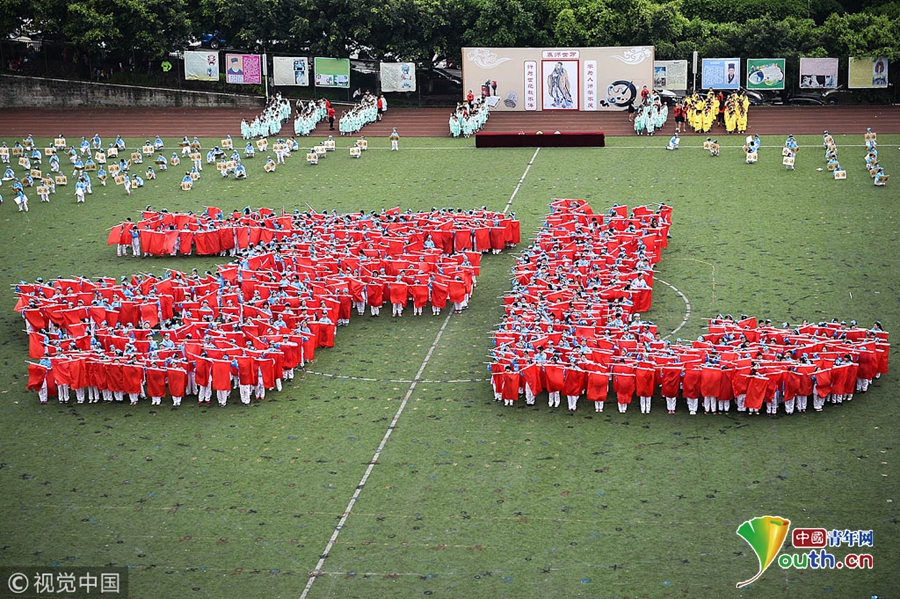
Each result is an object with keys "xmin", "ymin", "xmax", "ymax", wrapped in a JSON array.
[{"xmin": 389, "ymin": 128, "xmax": 400, "ymax": 151}]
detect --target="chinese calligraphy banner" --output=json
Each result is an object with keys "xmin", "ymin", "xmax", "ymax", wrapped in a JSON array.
[{"xmin": 225, "ymin": 54, "xmax": 262, "ymax": 85}]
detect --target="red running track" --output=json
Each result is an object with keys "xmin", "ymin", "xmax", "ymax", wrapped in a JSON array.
[{"xmin": 2, "ymin": 105, "xmax": 899, "ymax": 139}]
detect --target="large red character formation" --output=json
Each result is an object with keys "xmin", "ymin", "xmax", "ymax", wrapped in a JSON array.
[
  {"xmin": 17, "ymin": 207, "xmax": 521, "ymax": 406},
  {"xmin": 489, "ymin": 199, "xmax": 889, "ymax": 415}
]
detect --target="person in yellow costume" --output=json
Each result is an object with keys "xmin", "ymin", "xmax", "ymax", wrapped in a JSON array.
[
  {"xmin": 705, "ymin": 95, "xmax": 719, "ymax": 132},
  {"xmin": 691, "ymin": 95, "xmax": 705, "ymax": 132},
  {"xmin": 724, "ymin": 99, "xmax": 738, "ymax": 134},
  {"xmin": 736, "ymin": 92, "xmax": 750, "ymax": 134},
  {"xmin": 736, "ymin": 103, "xmax": 749, "ymax": 134}
]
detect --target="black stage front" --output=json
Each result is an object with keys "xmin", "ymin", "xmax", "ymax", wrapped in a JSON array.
[{"xmin": 475, "ymin": 131, "xmax": 606, "ymax": 148}]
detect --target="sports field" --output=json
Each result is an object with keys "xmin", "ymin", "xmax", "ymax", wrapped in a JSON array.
[{"xmin": 0, "ymin": 130, "xmax": 897, "ymax": 599}]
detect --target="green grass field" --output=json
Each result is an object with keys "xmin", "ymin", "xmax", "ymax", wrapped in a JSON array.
[{"xmin": 0, "ymin": 132, "xmax": 898, "ymax": 599}]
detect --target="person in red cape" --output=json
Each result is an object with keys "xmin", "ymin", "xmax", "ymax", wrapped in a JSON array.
[
  {"xmin": 255, "ymin": 355, "xmax": 276, "ymax": 400},
  {"xmin": 388, "ymin": 276, "xmax": 408, "ymax": 318},
  {"xmin": 544, "ymin": 360, "xmax": 565, "ymax": 409},
  {"xmin": 501, "ymin": 366, "xmax": 520, "ymax": 406},
  {"xmin": 143, "ymin": 363, "xmax": 165, "ymax": 406},
  {"xmin": 366, "ymin": 278, "xmax": 384, "ymax": 317},
  {"xmin": 69, "ymin": 359, "xmax": 88, "ymax": 403},
  {"xmin": 52, "ymin": 356, "xmax": 72, "ymax": 404},
  {"xmin": 490, "ymin": 361, "xmax": 505, "ymax": 402},
  {"xmin": 409, "ymin": 283, "xmax": 428, "ymax": 317},
  {"xmin": 28, "ymin": 361, "xmax": 51, "ymax": 404},
  {"xmin": 586, "ymin": 369, "xmax": 609, "ymax": 412},
  {"xmin": 236, "ymin": 353, "xmax": 257, "ymax": 405},
  {"xmin": 522, "ymin": 362, "xmax": 543, "ymax": 406},
  {"xmin": 793, "ymin": 362, "xmax": 815, "ymax": 413},
  {"xmin": 612, "ymin": 363, "xmax": 635, "ymax": 413},
  {"xmin": 195, "ymin": 356, "xmax": 212, "ymax": 405},
  {"xmin": 732, "ymin": 366, "xmax": 750, "ymax": 412},
  {"xmin": 448, "ymin": 277, "xmax": 467, "ymax": 314},
  {"xmin": 660, "ymin": 364, "xmax": 682, "ymax": 414},
  {"xmin": 682, "ymin": 366, "xmax": 701, "ymax": 415},
  {"xmin": 744, "ymin": 371, "xmax": 768, "ymax": 415},
  {"xmin": 430, "ymin": 278, "xmax": 448, "ymax": 315},
  {"xmin": 783, "ymin": 366, "xmax": 800, "ymax": 415},
  {"xmin": 700, "ymin": 364, "xmax": 721, "ymax": 415},
  {"xmin": 716, "ymin": 365, "xmax": 734, "ymax": 413},
  {"xmin": 211, "ymin": 357, "xmax": 233, "ymax": 406},
  {"xmin": 765, "ymin": 369, "xmax": 783, "ymax": 415},
  {"xmin": 123, "ymin": 361, "xmax": 144, "ymax": 406},
  {"xmin": 167, "ymin": 365, "xmax": 187, "ymax": 407},
  {"xmin": 107, "ymin": 360, "xmax": 125, "ymax": 403},
  {"xmin": 635, "ymin": 363, "xmax": 656, "ymax": 414},
  {"xmin": 337, "ymin": 289, "xmax": 352, "ymax": 326},
  {"xmin": 563, "ymin": 365, "xmax": 586, "ymax": 411},
  {"xmin": 813, "ymin": 363, "xmax": 832, "ymax": 412}
]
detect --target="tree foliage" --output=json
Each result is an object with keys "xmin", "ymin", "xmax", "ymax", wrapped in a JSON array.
[{"xmin": 2, "ymin": 0, "xmax": 898, "ymax": 69}]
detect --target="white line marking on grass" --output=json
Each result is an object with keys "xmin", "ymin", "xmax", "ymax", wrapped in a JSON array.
[
  {"xmin": 300, "ymin": 310, "xmax": 454, "ymax": 599},
  {"xmin": 504, "ymin": 147, "xmax": 540, "ymax": 214},
  {"xmin": 655, "ymin": 276, "xmax": 691, "ymax": 340}
]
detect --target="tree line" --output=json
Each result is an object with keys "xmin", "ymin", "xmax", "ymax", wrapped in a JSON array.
[{"xmin": 2, "ymin": 0, "xmax": 898, "ymax": 71}]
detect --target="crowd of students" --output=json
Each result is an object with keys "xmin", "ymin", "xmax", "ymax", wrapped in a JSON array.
[
  {"xmin": 631, "ymin": 86, "xmax": 669, "ymax": 135},
  {"xmin": 488, "ymin": 199, "xmax": 889, "ymax": 415},
  {"xmin": 338, "ymin": 93, "xmax": 384, "ymax": 136},
  {"xmin": 863, "ymin": 128, "xmax": 889, "ymax": 186},
  {"xmin": 240, "ymin": 94, "xmax": 294, "ymax": 139},
  {"xmin": 449, "ymin": 97, "xmax": 491, "ymax": 138},
  {"xmin": 672, "ymin": 90, "xmax": 750, "ymax": 135},
  {"xmin": 21, "ymin": 207, "xmax": 521, "ymax": 406},
  {"xmin": 0, "ymin": 133, "xmax": 165, "ymax": 206},
  {"xmin": 292, "ymin": 99, "xmax": 328, "ymax": 136}
]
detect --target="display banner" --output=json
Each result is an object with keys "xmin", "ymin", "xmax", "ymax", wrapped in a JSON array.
[
  {"xmin": 746, "ymin": 58, "xmax": 785, "ymax": 90},
  {"xmin": 654, "ymin": 60, "xmax": 688, "ymax": 90},
  {"xmin": 849, "ymin": 57, "xmax": 888, "ymax": 89},
  {"xmin": 314, "ymin": 57, "xmax": 351, "ymax": 88},
  {"xmin": 701, "ymin": 58, "xmax": 740, "ymax": 90},
  {"xmin": 799, "ymin": 57, "xmax": 838, "ymax": 88},
  {"xmin": 273, "ymin": 57, "xmax": 308, "ymax": 86},
  {"xmin": 225, "ymin": 54, "xmax": 262, "ymax": 84},
  {"xmin": 380, "ymin": 62, "xmax": 416, "ymax": 92},
  {"xmin": 184, "ymin": 50, "xmax": 219, "ymax": 81}
]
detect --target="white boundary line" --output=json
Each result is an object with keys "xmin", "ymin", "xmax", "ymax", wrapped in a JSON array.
[
  {"xmin": 300, "ymin": 311, "xmax": 453, "ymax": 599},
  {"xmin": 655, "ymin": 276, "xmax": 691, "ymax": 340},
  {"xmin": 504, "ymin": 147, "xmax": 540, "ymax": 214},
  {"xmin": 301, "ymin": 146, "xmax": 538, "ymax": 598}
]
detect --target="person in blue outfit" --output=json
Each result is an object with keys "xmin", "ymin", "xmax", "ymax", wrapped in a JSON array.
[{"xmin": 666, "ymin": 132, "xmax": 679, "ymax": 150}]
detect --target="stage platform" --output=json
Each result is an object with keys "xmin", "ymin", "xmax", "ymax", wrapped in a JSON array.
[{"xmin": 476, "ymin": 131, "xmax": 606, "ymax": 148}]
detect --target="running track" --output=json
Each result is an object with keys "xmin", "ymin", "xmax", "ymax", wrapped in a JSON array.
[{"xmin": 3, "ymin": 105, "xmax": 899, "ymax": 138}]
